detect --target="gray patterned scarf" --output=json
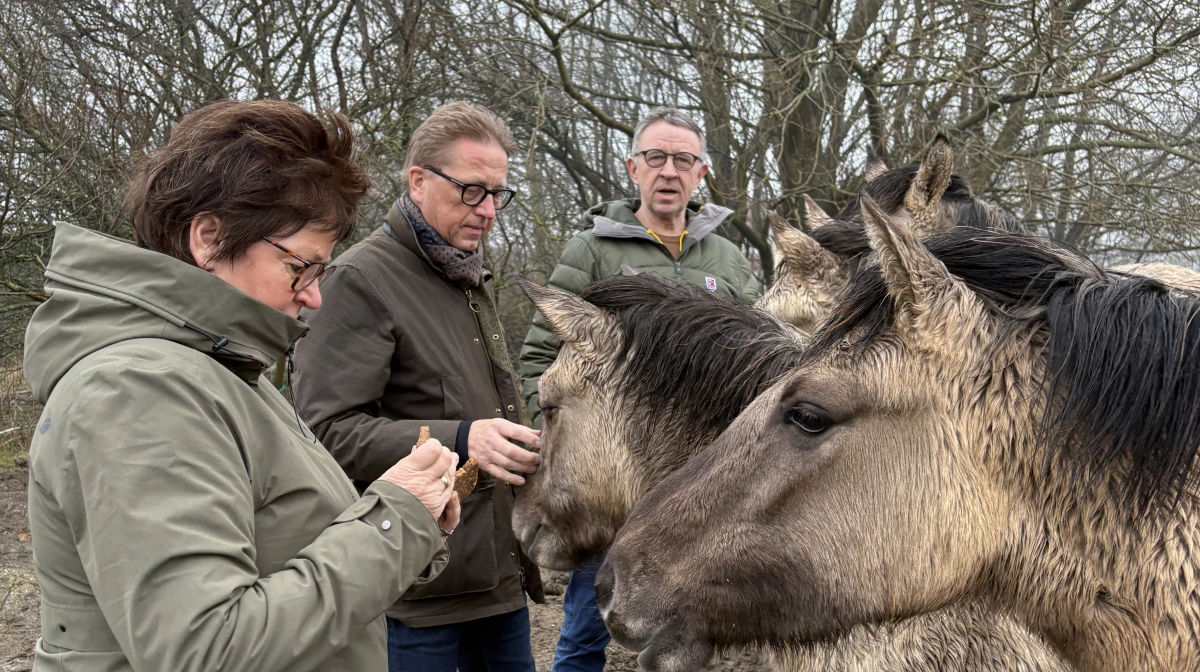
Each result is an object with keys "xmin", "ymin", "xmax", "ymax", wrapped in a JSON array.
[{"xmin": 398, "ymin": 193, "xmax": 484, "ymax": 289}]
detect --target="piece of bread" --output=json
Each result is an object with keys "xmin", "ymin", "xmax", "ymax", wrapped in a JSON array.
[
  {"xmin": 455, "ymin": 458, "xmax": 479, "ymax": 499},
  {"xmin": 416, "ymin": 425, "xmax": 478, "ymax": 498}
]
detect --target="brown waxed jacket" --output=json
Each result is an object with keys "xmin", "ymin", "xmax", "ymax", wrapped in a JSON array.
[{"xmin": 293, "ymin": 203, "xmax": 544, "ymax": 627}]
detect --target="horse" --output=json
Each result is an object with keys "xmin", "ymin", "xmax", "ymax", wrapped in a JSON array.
[
  {"xmin": 598, "ymin": 196, "xmax": 1200, "ymax": 672},
  {"xmin": 513, "ymin": 135, "xmax": 1006, "ymax": 568},
  {"xmin": 514, "ymin": 272, "xmax": 1069, "ymax": 670},
  {"xmin": 759, "ymin": 136, "xmax": 1200, "ymax": 334},
  {"xmin": 759, "ymin": 135, "xmax": 1025, "ymax": 333},
  {"xmin": 512, "ymin": 272, "xmax": 805, "ymax": 571}
]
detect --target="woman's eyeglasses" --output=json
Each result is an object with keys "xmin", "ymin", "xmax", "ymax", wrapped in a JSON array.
[
  {"xmin": 423, "ymin": 165, "xmax": 516, "ymax": 210},
  {"xmin": 261, "ymin": 237, "xmax": 335, "ymax": 291}
]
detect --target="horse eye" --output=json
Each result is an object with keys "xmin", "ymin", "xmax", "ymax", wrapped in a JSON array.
[
  {"xmin": 786, "ymin": 403, "xmax": 831, "ymax": 434},
  {"xmin": 539, "ymin": 404, "xmax": 559, "ymax": 422}
]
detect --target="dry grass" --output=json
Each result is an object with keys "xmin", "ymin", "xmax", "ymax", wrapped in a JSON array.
[{"xmin": 0, "ymin": 363, "xmax": 37, "ymax": 473}]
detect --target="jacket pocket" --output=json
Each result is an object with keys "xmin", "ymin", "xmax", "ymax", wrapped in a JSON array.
[
  {"xmin": 40, "ymin": 601, "xmax": 123, "ymax": 653},
  {"xmin": 35, "ymin": 638, "xmax": 129, "ymax": 672},
  {"xmin": 440, "ymin": 374, "xmax": 465, "ymax": 420},
  {"xmin": 401, "ymin": 479, "xmax": 499, "ymax": 600}
]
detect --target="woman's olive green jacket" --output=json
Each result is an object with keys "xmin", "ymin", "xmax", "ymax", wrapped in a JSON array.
[{"xmin": 22, "ymin": 223, "xmax": 447, "ymax": 671}]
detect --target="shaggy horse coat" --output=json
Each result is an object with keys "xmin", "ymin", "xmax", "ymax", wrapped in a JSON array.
[
  {"xmin": 600, "ymin": 198, "xmax": 1200, "ymax": 672},
  {"xmin": 759, "ymin": 136, "xmax": 1198, "ymax": 338},
  {"xmin": 513, "ymin": 273, "xmax": 805, "ymax": 570},
  {"xmin": 759, "ymin": 135, "xmax": 1025, "ymax": 333},
  {"xmin": 517, "ymin": 272, "xmax": 1071, "ymax": 671}
]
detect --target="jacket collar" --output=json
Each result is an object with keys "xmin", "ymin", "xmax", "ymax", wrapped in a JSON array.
[
  {"xmin": 587, "ymin": 199, "xmax": 733, "ymax": 245},
  {"xmin": 382, "ymin": 203, "xmax": 492, "ymax": 285},
  {"xmin": 384, "ymin": 201, "xmax": 425, "ymax": 258},
  {"xmin": 25, "ymin": 223, "xmax": 308, "ymax": 399}
]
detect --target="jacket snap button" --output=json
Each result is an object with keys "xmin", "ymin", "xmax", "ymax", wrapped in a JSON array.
[
  {"xmin": 491, "ymin": 334, "xmax": 500, "ymax": 340},
  {"xmin": 474, "ymin": 338, "xmax": 480, "ymax": 343},
  {"xmin": 507, "ymin": 405, "xmax": 515, "ymax": 412},
  {"xmin": 494, "ymin": 408, "xmax": 501, "ymax": 415},
  {"xmin": 381, "ymin": 520, "xmax": 392, "ymax": 531}
]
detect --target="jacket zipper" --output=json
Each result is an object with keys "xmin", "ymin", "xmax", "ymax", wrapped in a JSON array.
[
  {"xmin": 515, "ymin": 551, "xmax": 527, "ymax": 588},
  {"xmin": 642, "ymin": 228, "xmax": 685, "ymax": 277},
  {"xmin": 465, "ymin": 289, "xmax": 505, "ymax": 418},
  {"xmin": 273, "ymin": 347, "xmax": 359, "ymax": 505},
  {"xmin": 675, "ymin": 231, "xmax": 690, "ymax": 276},
  {"xmin": 467, "ymin": 287, "xmax": 526, "ymax": 582}
]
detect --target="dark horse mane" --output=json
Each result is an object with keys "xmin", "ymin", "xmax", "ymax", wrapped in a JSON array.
[
  {"xmin": 812, "ymin": 164, "xmax": 1027, "ymax": 260},
  {"xmin": 579, "ymin": 273, "xmax": 805, "ymax": 445},
  {"xmin": 809, "ymin": 227, "xmax": 1200, "ymax": 513}
]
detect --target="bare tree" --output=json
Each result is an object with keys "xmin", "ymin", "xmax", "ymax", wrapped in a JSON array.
[{"xmin": 2, "ymin": 0, "xmax": 1199, "ymax": 363}]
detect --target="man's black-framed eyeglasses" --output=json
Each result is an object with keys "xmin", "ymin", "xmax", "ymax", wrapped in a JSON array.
[
  {"xmin": 261, "ymin": 237, "xmax": 335, "ymax": 291},
  {"xmin": 423, "ymin": 165, "xmax": 516, "ymax": 210},
  {"xmin": 632, "ymin": 149, "xmax": 703, "ymax": 171}
]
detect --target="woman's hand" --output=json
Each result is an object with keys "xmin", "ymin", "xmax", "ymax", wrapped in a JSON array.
[
  {"xmin": 438, "ymin": 491, "xmax": 461, "ymax": 544},
  {"xmin": 378, "ymin": 439, "xmax": 458, "ymax": 523}
]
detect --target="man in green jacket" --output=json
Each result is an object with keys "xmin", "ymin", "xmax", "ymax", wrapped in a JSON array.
[
  {"xmin": 517, "ymin": 107, "xmax": 761, "ymax": 672},
  {"xmin": 293, "ymin": 102, "xmax": 543, "ymax": 672}
]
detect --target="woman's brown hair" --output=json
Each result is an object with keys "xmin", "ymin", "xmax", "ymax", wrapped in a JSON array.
[{"xmin": 126, "ymin": 100, "xmax": 370, "ymax": 265}]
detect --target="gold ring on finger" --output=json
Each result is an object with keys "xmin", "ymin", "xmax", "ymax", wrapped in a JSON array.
[{"xmin": 440, "ymin": 475, "xmax": 450, "ymax": 488}]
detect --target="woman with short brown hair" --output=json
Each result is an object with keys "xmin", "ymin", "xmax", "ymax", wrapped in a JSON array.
[{"xmin": 23, "ymin": 99, "xmax": 460, "ymax": 672}]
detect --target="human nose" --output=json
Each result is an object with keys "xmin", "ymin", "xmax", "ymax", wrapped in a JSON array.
[
  {"xmin": 474, "ymin": 193, "xmax": 497, "ymax": 218},
  {"xmin": 296, "ymin": 279, "xmax": 322, "ymax": 310}
]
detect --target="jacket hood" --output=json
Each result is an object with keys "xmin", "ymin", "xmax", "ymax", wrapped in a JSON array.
[
  {"xmin": 24, "ymin": 223, "xmax": 308, "ymax": 402},
  {"xmin": 585, "ymin": 199, "xmax": 733, "ymax": 243}
]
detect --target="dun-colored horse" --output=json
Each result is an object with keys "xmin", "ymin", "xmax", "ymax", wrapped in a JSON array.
[
  {"xmin": 513, "ymin": 273, "xmax": 804, "ymax": 571},
  {"xmin": 515, "ymin": 272, "xmax": 1069, "ymax": 670},
  {"xmin": 759, "ymin": 135, "xmax": 1024, "ymax": 333},
  {"xmin": 759, "ymin": 136, "xmax": 1199, "ymax": 335},
  {"xmin": 600, "ymin": 198, "xmax": 1200, "ymax": 672}
]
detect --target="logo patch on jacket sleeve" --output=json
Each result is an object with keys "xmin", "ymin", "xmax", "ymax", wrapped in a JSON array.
[{"xmin": 705, "ymin": 277, "xmax": 718, "ymax": 292}]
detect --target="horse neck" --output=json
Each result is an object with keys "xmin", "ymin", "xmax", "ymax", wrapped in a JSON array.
[
  {"xmin": 768, "ymin": 603, "xmax": 1072, "ymax": 672},
  {"xmin": 979, "ymin": 375, "xmax": 1200, "ymax": 670}
]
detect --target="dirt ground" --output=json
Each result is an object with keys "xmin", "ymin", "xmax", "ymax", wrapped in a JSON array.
[
  {"xmin": 0, "ymin": 470, "xmax": 38, "ymax": 672},
  {"xmin": 0, "ymin": 468, "xmax": 763, "ymax": 672}
]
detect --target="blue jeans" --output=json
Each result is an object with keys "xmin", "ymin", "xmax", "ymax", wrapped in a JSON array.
[
  {"xmin": 551, "ymin": 557, "xmax": 610, "ymax": 672},
  {"xmin": 386, "ymin": 608, "xmax": 536, "ymax": 672}
]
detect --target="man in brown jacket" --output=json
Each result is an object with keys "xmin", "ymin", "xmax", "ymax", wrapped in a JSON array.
[{"xmin": 293, "ymin": 102, "xmax": 544, "ymax": 672}]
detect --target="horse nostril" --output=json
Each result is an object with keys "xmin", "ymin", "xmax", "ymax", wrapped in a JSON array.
[{"xmin": 594, "ymin": 559, "xmax": 616, "ymax": 611}]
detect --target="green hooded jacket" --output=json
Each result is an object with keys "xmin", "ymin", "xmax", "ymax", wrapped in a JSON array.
[
  {"xmin": 22, "ymin": 223, "xmax": 447, "ymax": 672},
  {"xmin": 518, "ymin": 199, "xmax": 761, "ymax": 424}
]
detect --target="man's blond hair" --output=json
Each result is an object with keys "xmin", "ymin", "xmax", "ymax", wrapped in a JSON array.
[{"xmin": 403, "ymin": 102, "xmax": 517, "ymax": 171}]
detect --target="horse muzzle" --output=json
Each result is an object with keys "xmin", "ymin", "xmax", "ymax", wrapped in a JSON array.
[
  {"xmin": 597, "ymin": 555, "xmax": 717, "ymax": 672},
  {"xmin": 512, "ymin": 507, "xmax": 579, "ymax": 571}
]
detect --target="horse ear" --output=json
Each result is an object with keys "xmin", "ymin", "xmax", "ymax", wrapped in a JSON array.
[
  {"xmin": 517, "ymin": 277, "xmax": 610, "ymax": 346},
  {"xmin": 769, "ymin": 210, "xmax": 841, "ymax": 276},
  {"xmin": 801, "ymin": 195, "xmax": 835, "ymax": 229},
  {"xmin": 903, "ymin": 134, "xmax": 955, "ymax": 237},
  {"xmin": 864, "ymin": 151, "xmax": 888, "ymax": 181},
  {"xmin": 861, "ymin": 196, "xmax": 960, "ymax": 335}
]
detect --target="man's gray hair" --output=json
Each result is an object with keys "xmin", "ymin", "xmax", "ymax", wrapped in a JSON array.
[{"xmin": 628, "ymin": 107, "xmax": 707, "ymax": 162}]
